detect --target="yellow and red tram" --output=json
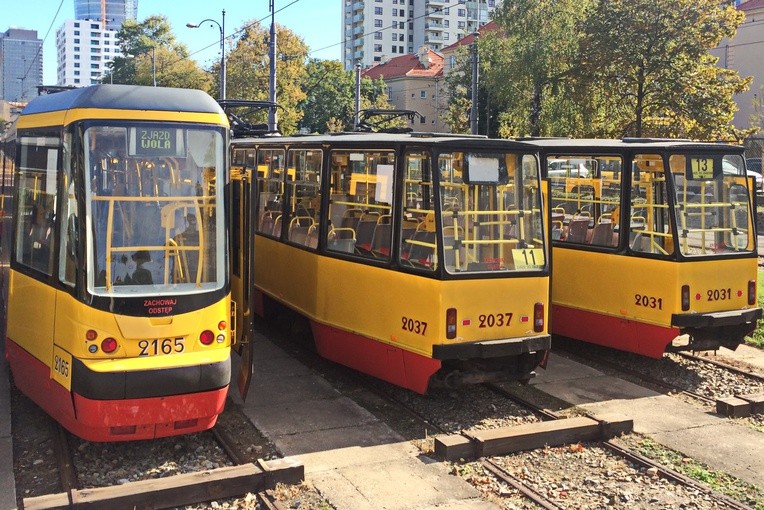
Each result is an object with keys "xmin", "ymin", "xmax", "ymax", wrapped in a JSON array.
[
  {"xmin": 529, "ymin": 138, "xmax": 761, "ymax": 357},
  {"xmin": 230, "ymin": 132, "xmax": 551, "ymax": 393},
  {"xmin": 6, "ymin": 85, "xmax": 233, "ymax": 441}
]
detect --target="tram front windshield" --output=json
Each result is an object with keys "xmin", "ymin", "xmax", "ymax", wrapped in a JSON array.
[
  {"xmin": 79, "ymin": 123, "xmax": 226, "ymax": 296},
  {"xmin": 670, "ymin": 153, "xmax": 755, "ymax": 256},
  {"xmin": 437, "ymin": 152, "xmax": 546, "ymax": 273}
]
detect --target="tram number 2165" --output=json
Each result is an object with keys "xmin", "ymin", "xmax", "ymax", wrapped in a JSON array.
[
  {"xmin": 139, "ymin": 337, "xmax": 185, "ymax": 356},
  {"xmin": 54, "ymin": 355, "xmax": 70, "ymax": 378}
]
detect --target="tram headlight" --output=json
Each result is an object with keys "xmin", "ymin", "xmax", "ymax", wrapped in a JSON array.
[
  {"xmin": 749, "ymin": 280, "xmax": 757, "ymax": 306},
  {"xmin": 534, "ymin": 303, "xmax": 544, "ymax": 333},
  {"xmin": 681, "ymin": 285, "xmax": 690, "ymax": 311},
  {"xmin": 200, "ymin": 330, "xmax": 215, "ymax": 345}
]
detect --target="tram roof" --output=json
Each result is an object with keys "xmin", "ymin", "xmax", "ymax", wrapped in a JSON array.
[
  {"xmin": 231, "ymin": 131, "xmax": 538, "ymax": 149},
  {"xmin": 521, "ymin": 137, "xmax": 743, "ymax": 152},
  {"xmin": 20, "ymin": 84, "xmax": 224, "ymax": 116}
]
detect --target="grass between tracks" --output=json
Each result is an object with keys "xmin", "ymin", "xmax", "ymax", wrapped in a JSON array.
[
  {"xmin": 747, "ymin": 271, "xmax": 764, "ymax": 348},
  {"xmin": 628, "ymin": 437, "xmax": 764, "ymax": 509}
]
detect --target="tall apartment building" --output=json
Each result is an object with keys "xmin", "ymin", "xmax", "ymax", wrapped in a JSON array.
[
  {"xmin": 56, "ymin": 20, "xmax": 124, "ymax": 87},
  {"xmin": 0, "ymin": 28, "xmax": 43, "ymax": 102},
  {"xmin": 56, "ymin": 0, "xmax": 137, "ymax": 87},
  {"xmin": 342, "ymin": 0, "xmax": 500, "ymax": 70},
  {"xmin": 75, "ymin": 0, "xmax": 138, "ymax": 31}
]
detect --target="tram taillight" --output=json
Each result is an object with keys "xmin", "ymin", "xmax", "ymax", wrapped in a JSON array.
[
  {"xmin": 681, "ymin": 285, "xmax": 690, "ymax": 311},
  {"xmin": 749, "ymin": 280, "xmax": 757, "ymax": 305},
  {"xmin": 200, "ymin": 330, "xmax": 215, "ymax": 345},
  {"xmin": 446, "ymin": 308, "xmax": 457, "ymax": 339},
  {"xmin": 101, "ymin": 337, "xmax": 118, "ymax": 353},
  {"xmin": 533, "ymin": 303, "xmax": 544, "ymax": 333}
]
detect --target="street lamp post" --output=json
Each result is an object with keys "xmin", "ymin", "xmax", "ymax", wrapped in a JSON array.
[
  {"xmin": 187, "ymin": 9, "xmax": 226, "ymax": 100},
  {"xmin": 268, "ymin": 0, "xmax": 277, "ymax": 132}
]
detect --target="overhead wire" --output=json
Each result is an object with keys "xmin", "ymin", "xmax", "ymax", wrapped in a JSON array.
[
  {"xmin": 177, "ymin": 0, "xmax": 305, "ymax": 67},
  {"xmin": 17, "ymin": 0, "xmax": 65, "ymax": 99}
]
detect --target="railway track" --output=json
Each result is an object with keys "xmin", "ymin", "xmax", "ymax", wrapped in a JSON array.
[
  {"xmin": 486, "ymin": 383, "xmax": 756, "ymax": 510},
  {"xmin": 251, "ymin": 321, "xmax": 763, "ymax": 509},
  {"xmin": 678, "ymin": 350, "xmax": 764, "ymax": 383},
  {"xmin": 555, "ymin": 338, "xmax": 764, "ymax": 405},
  {"xmin": 15, "ymin": 390, "xmax": 306, "ymax": 510},
  {"xmin": 346, "ymin": 370, "xmax": 757, "ymax": 509}
]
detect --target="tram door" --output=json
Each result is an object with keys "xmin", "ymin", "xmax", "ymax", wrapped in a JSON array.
[
  {"xmin": 230, "ymin": 148, "xmax": 256, "ymax": 398},
  {"xmin": 9, "ymin": 134, "xmax": 61, "ymax": 369}
]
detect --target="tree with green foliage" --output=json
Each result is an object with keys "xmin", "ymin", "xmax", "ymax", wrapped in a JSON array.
[
  {"xmin": 444, "ymin": 0, "xmax": 589, "ymax": 137},
  {"xmin": 224, "ymin": 21, "xmax": 309, "ymax": 135},
  {"xmin": 103, "ymin": 16, "xmax": 210, "ymax": 90},
  {"xmin": 580, "ymin": 0, "xmax": 751, "ymax": 140},
  {"xmin": 299, "ymin": 59, "xmax": 392, "ymax": 133},
  {"xmin": 486, "ymin": 0, "xmax": 591, "ymax": 137},
  {"xmin": 443, "ymin": 39, "xmax": 513, "ymax": 137}
]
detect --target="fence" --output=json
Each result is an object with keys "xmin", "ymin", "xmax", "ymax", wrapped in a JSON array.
[{"xmin": 744, "ymin": 136, "xmax": 764, "ymax": 161}]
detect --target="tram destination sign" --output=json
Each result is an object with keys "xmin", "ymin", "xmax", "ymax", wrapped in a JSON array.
[
  {"xmin": 129, "ymin": 126, "xmax": 181, "ymax": 157},
  {"xmin": 688, "ymin": 156, "xmax": 716, "ymax": 180}
]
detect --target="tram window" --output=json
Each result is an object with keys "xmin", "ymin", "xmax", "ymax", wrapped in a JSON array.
[
  {"xmin": 670, "ymin": 154, "xmax": 753, "ymax": 256},
  {"xmin": 83, "ymin": 125, "xmax": 226, "ymax": 294},
  {"xmin": 232, "ymin": 148, "xmax": 255, "ymax": 167},
  {"xmin": 327, "ymin": 150, "xmax": 394, "ymax": 259},
  {"xmin": 286, "ymin": 149, "xmax": 322, "ymax": 249},
  {"xmin": 256, "ymin": 148, "xmax": 285, "ymax": 237},
  {"xmin": 15, "ymin": 135, "xmax": 59, "ymax": 276},
  {"xmin": 547, "ymin": 155, "xmax": 622, "ymax": 247},
  {"xmin": 400, "ymin": 151, "xmax": 436, "ymax": 270},
  {"xmin": 439, "ymin": 152, "xmax": 545, "ymax": 273},
  {"xmin": 630, "ymin": 154, "xmax": 673, "ymax": 256}
]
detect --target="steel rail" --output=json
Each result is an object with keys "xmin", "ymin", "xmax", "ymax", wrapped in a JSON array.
[{"xmin": 53, "ymin": 424, "xmax": 78, "ymax": 505}]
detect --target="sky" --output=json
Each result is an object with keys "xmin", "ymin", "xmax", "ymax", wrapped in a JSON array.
[{"xmin": 5, "ymin": 0, "xmax": 343, "ymax": 84}]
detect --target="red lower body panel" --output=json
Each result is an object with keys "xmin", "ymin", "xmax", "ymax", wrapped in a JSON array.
[
  {"xmin": 311, "ymin": 321, "xmax": 441, "ymax": 394},
  {"xmin": 551, "ymin": 305, "xmax": 677, "ymax": 359},
  {"xmin": 6, "ymin": 339, "xmax": 227, "ymax": 442}
]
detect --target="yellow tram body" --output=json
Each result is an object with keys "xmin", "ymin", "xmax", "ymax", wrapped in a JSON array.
[
  {"xmin": 6, "ymin": 85, "xmax": 232, "ymax": 441},
  {"xmin": 254, "ymin": 235, "xmax": 549, "ymax": 356},
  {"xmin": 230, "ymin": 132, "xmax": 551, "ymax": 393},
  {"xmin": 530, "ymin": 138, "xmax": 761, "ymax": 357}
]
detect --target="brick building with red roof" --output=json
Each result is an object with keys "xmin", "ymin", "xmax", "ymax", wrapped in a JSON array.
[{"xmin": 361, "ymin": 47, "xmax": 447, "ymax": 132}]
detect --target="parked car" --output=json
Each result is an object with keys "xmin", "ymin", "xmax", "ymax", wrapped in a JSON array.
[
  {"xmin": 741, "ymin": 158, "xmax": 763, "ymax": 199},
  {"xmin": 746, "ymin": 157, "xmax": 762, "ymax": 175}
]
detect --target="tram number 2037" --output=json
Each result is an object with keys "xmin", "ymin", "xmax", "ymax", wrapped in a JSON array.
[
  {"xmin": 401, "ymin": 316, "xmax": 428, "ymax": 336},
  {"xmin": 479, "ymin": 313, "xmax": 513, "ymax": 328},
  {"xmin": 139, "ymin": 338, "xmax": 185, "ymax": 356}
]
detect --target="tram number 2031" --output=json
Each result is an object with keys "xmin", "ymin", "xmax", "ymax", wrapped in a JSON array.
[
  {"xmin": 707, "ymin": 288, "xmax": 732, "ymax": 301},
  {"xmin": 635, "ymin": 294, "xmax": 663, "ymax": 309}
]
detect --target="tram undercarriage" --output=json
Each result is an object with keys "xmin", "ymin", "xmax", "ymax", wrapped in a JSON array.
[{"xmin": 430, "ymin": 349, "xmax": 549, "ymax": 388}]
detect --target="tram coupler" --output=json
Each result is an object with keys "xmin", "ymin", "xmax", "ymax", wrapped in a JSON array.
[{"xmin": 668, "ymin": 324, "xmax": 755, "ymax": 353}]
